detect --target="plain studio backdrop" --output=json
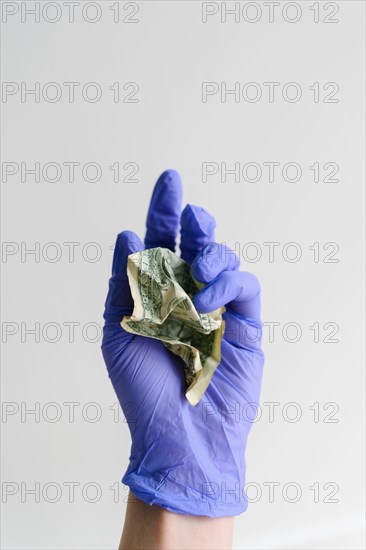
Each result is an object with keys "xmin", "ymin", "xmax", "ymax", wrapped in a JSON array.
[{"xmin": 1, "ymin": 1, "xmax": 365, "ymax": 549}]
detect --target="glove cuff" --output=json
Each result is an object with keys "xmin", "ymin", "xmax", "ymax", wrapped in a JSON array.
[{"xmin": 122, "ymin": 470, "xmax": 249, "ymax": 518}]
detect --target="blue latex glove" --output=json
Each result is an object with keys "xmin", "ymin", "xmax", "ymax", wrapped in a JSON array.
[{"xmin": 102, "ymin": 170, "xmax": 264, "ymax": 517}]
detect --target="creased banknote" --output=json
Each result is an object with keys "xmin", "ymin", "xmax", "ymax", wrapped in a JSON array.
[{"xmin": 121, "ymin": 247, "xmax": 225, "ymax": 406}]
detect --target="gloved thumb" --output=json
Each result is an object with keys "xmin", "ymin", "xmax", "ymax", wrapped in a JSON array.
[{"xmin": 103, "ymin": 231, "xmax": 144, "ymax": 321}]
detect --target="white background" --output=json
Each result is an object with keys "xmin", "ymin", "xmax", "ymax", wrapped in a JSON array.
[{"xmin": 1, "ymin": 1, "xmax": 365, "ymax": 549}]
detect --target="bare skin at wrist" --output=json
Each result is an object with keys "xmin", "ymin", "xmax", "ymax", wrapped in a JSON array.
[{"xmin": 119, "ymin": 491, "xmax": 235, "ymax": 550}]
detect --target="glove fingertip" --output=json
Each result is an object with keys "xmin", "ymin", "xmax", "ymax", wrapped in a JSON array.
[{"xmin": 181, "ymin": 204, "xmax": 216, "ymax": 236}]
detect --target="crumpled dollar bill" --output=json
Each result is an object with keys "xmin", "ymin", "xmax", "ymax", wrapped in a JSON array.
[{"xmin": 121, "ymin": 247, "xmax": 225, "ymax": 406}]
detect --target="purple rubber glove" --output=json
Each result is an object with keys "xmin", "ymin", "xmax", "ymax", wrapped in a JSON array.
[{"xmin": 102, "ymin": 170, "xmax": 264, "ymax": 517}]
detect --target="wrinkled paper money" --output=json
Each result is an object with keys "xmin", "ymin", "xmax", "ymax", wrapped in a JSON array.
[{"xmin": 121, "ymin": 247, "xmax": 225, "ymax": 406}]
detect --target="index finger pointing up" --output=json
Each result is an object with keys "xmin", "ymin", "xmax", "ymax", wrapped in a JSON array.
[{"xmin": 144, "ymin": 170, "xmax": 183, "ymax": 252}]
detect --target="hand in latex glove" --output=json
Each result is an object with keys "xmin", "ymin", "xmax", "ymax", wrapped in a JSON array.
[{"xmin": 102, "ymin": 170, "xmax": 264, "ymax": 517}]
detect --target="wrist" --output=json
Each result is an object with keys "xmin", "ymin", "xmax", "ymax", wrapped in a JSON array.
[{"xmin": 120, "ymin": 491, "xmax": 235, "ymax": 550}]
